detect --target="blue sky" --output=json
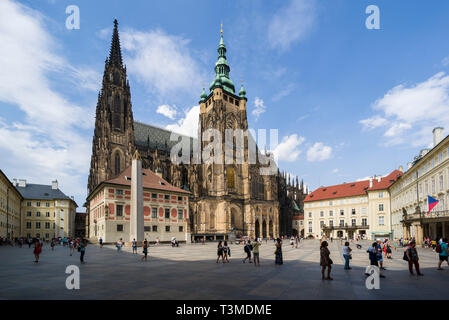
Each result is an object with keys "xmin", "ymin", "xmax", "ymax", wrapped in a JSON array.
[{"xmin": 2, "ymin": 0, "xmax": 449, "ymax": 210}]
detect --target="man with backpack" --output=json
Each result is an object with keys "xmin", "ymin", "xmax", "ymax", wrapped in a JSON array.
[
  {"xmin": 404, "ymin": 241, "xmax": 423, "ymax": 276},
  {"xmin": 437, "ymin": 237, "xmax": 449, "ymax": 270},
  {"xmin": 242, "ymin": 240, "xmax": 252, "ymax": 263}
]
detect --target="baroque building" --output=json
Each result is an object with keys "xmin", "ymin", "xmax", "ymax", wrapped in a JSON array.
[{"xmin": 87, "ymin": 20, "xmax": 305, "ymax": 241}]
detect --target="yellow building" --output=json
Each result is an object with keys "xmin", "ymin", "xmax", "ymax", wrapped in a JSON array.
[
  {"xmin": 13, "ymin": 179, "xmax": 77, "ymax": 239},
  {"xmin": 0, "ymin": 170, "xmax": 23, "ymax": 238},
  {"xmin": 304, "ymin": 170, "xmax": 402, "ymax": 240},
  {"xmin": 390, "ymin": 127, "xmax": 449, "ymax": 244}
]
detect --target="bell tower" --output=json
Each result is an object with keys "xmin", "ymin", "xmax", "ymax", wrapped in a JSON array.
[{"xmin": 88, "ymin": 19, "xmax": 135, "ymax": 194}]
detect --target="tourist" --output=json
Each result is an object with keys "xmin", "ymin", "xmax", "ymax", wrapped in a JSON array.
[
  {"xmin": 132, "ymin": 238, "xmax": 137, "ymax": 254},
  {"xmin": 69, "ymin": 239, "xmax": 75, "ymax": 256},
  {"xmin": 99, "ymin": 237, "xmax": 103, "ymax": 248},
  {"xmin": 50, "ymin": 239, "xmax": 55, "ymax": 251},
  {"xmin": 141, "ymin": 239, "xmax": 149, "ymax": 261},
  {"xmin": 79, "ymin": 239, "xmax": 87, "ymax": 264},
  {"xmin": 431, "ymin": 238, "xmax": 437, "ymax": 251},
  {"xmin": 275, "ymin": 238, "xmax": 283, "ymax": 265},
  {"xmin": 437, "ymin": 237, "xmax": 449, "ymax": 270},
  {"xmin": 116, "ymin": 238, "xmax": 123, "ymax": 252},
  {"xmin": 155, "ymin": 237, "xmax": 160, "ymax": 245},
  {"xmin": 385, "ymin": 241, "xmax": 392, "ymax": 259},
  {"xmin": 290, "ymin": 236, "xmax": 295, "ymax": 248},
  {"xmin": 377, "ymin": 241, "xmax": 385, "ymax": 270},
  {"xmin": 252, "ymin": 238, "xmax": 260, "ymax": 266},
  {"xmin": 223, "ymin": 241, "xmax": 230, "ymax": 263},
  {"xmin": 405, "ymin": 241, "xmax": 423, "ymax": 276},
  {"xmin": 216, "ymin": 241, "xmax": 225, "ymax": 263},
  {"xmin": 366, "ymin": 242, "xmax": 385, "ymax": 278},
  {"xmin": 33, "ymin": 239, "xmax": 42, "ymax": 263},
  {"xmin": 242, "ymin": 240, "xmax": 252, "ymax": 263},
  {"xmin": 342, "ymin": 241, "xmax": 352, "ymax": 270},
  {"xmin": 320, "ymin": 241, "xmax": 332, "ymax": 280}
]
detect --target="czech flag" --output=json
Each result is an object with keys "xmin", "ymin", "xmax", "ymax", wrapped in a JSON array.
[{"xmin": 428, "ymin": 196, "xmax": 439, "ymax": 214}]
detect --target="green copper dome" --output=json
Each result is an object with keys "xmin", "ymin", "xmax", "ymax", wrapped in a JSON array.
[
  {"xmin": 239, "ymin": 83, "xmax": 246, "ymax": 98},
  {"xmin": 200, "ymin": 87, "xmax": 207, "ymax": 102},
  {"xmin": 209, "ymin": 28, "xmax": 235, "ymax": 94}
]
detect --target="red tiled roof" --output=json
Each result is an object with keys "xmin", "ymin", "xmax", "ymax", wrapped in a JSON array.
[
  {"xmin": 103, "ymin": 166, "xmax": 190, "ymax": 195},
  {"xmin": 304, "ymin": 170, "xmax": 402, "ymax": 202}
]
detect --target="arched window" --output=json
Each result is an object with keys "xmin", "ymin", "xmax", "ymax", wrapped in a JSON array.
[{"xmin": 114, "ymin": 153, "xmax": 121, "ymax": 175}]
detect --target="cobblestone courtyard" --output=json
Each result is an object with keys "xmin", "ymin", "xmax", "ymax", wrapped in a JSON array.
[{"xmin": 1, "ymin": 239, "xmax": 448, "ymax": 300}]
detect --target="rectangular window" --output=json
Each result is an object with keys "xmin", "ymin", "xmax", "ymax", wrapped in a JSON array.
[
  {"xmin": 152, "ymin": 193, "xmax": 157, "ymax": 199},
  {"xmin": 178, "ymin": 209, "xmax": 183, "ymax": 219},
  {"xmin": 164, "ymin": 195, "xmax": 170, "ymax": 200},
  {"xmin": 340, "ymin": 220, "xmax": 345, "ymax": 227},
  {"xmin": 36, "ymin": 211, "xmax": 41, "ymax": 217},
  {"xmin": 352, "ymin": 219, "xmax": 356, "ymax": 226},
  {"xmin": 440, "ymin": 175, "xmax": 444, "ymax": 191},
  {"xmin": 379, "ymin": 204, "xmax": 384, "ymax": 212},
  {"xmin": 378, "ymin": 192, "xmax": 383, "ymax": 198},
  {"xmin": 432, "ymin": 179, "xmax": 436, "ymax": 193},
  {"xmin": 26, "ymin": 222, "xmax": 31, "ymax": 229},
  {"xmin": 379, "ymin": 216, "xmax": 385, "ymax": 226},
  {"xmin": 144, "ymin": 226, "xmax": 151, "ymax": 232},
  {"xmin": 46, "ymin": 202, "xmax": 50, "ymax": 207},
  {"xmin": 152, "ymin": 225, "xmax": 157, "ymax": 232},
  {"xmin": 26, "ymin": 211, "xmax": 31, "ymax": 217},
  {"xmin": 26, "ymin": 201, "xmax": 31, "ymax": 207},
  {"xmin": 45, "ymin": 222, "xmax": 50, "ymax": 229},
  {"xmin": 178, "ymin": 196, "xmax": 182, "ymax": 201},
  {"xmin": 116, "ymin": 189, "xmax": 123, "ymax": 195},
  {"xmin": 179, "ymin": 226, "xmax": 184, "ymax": 232},
  {"xmin": 329, "ymin": 220, "xmax": 333, "ymax": 227},
  {"xmin": 165, "ymin": 208, "xmax": 170, "ymax": 219},
  {"xmin": 36, "ymin": 202, "xmax": 40, "ymax": 207},
  {"xmin": 320, "ymin": 221, "xmax": 324, "ymax": 228},
  {"xmin": 151, "ymin": 207, "xmax": 157, "ymax": 218},
  {"xmin": 45, "ymin": 233, "xmax": 50, "ymax": 239},
  {"xmin": 351, "ymin": 208, "xmax": 356, "ymax": 215},
  {"xmin": 320, "ymin": 211, "xmax": 324, "ymax": 217},
  {"xmin": 362, "ymin": 218, "xmax": 367, "ymax": 226},
  {"xmin": 329, "ymin": 210, "xmax": 333, "ymax": 217},
  {"xmin": 117, "ymin": 224, "xmax": 123, "ymax": 232},
  {"xmin": 116, "ymin": 205, "xmax": 123, "ymax": 217},
  {"xmin": 340, "ymin": 209, "xmax": 344, "ymax": 216},
  {"xmin": 35, "ymin": 222, "xmax": 41, "ymax": 229},
  {"xmin": 439, "ymin": 152, "xmax": 443, "ymax": 163},
  {"xmin": 46, "ymin": 212, "xmax": 50, "ymax": 217},
  {"xmin": 308, "ymin": 212, "xmax": 312, "ymax": 218},
  {"xmin": 361, "ymin": 207, "xmax": 367, "ymax": 215},
  {"xmin": 165, "ymin": 226, "xmax": 170, "ymax": 232},
  {"xmin": 329, "ymin": 201, "xmax": 333, "ymax": 206}
]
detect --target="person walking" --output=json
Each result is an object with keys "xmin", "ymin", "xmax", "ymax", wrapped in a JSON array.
[
  {"xmin": 290, "ymin": 236, "xmax": 295, "ymax": 248},
  {"xmin": 33, "ymin": 239, "xmax": 42, "ymax": 263},
  {"xmin": 252, "ymin": 238, "xmax": 260, "ymax": 266},
  {"xmin": 79, "ymin": 239, "xmax": 87, "ymax": 264},
  {"xmin": 69, "ymin": 239, "xmax": 75, "ymax": 256},
  {"xmin": 50, "ymin": 239, "xmax": 55, "ymax": 251},
  {"xmin": 132, "ymin": 238, "xmax": 138, "ymax": 254},
  {"xmin": 404, "ymin": 241, "xmax": 423, "ymax": 276},
  {"xmin": 437, "ymin": 237, "xmax": 449, "ymax": 270},
  {"xmin": 242, "ymin": 240, "xmax": 252, "ymax": 263},
  {"xmin": 320, "ymin": 241, "xmax": 332, "ymax": 280},
  {"xmin": 141, "ymin": 239, "xmax": 149, "ymax": 261},
  {"xmin": 366, "ymin": 242, "xmax": 386, "ymax": 278},
  {"xmin": 275, "ymin": 238, "xmax": 283, "ymax": 265},
  {"xmin": 431, "ymin": 238, "xmax": 437, "ymax": 252},
  {"xmin": 223, "ymin": 241, "xmax": 230, "ymax": 263},
  {"xmin": 99, "ymin": 237, "xmax": 103, "ymax": 248},
  {"xmin": 377, "ymin": 241, "xmax": 385, "ymax": 270},
  {"xmin": 342, "ymin": 241, "xmax": 352, "ymax": 270},
  {"xmin": 116, "ymin": 238, "xmax": 122, "ymax": 252},
  {"xmin": 216, "ymin": 241, "xmax": 225, "ymax": 263}
]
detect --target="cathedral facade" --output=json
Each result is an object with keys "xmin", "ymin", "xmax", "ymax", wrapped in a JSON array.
[{"xmin": 87, "ymin": 20, "xmax": 306, "ymax": 241}]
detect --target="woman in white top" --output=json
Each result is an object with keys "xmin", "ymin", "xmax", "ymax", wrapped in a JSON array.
[{"xmin": 343, "ymin": 241, "xmax": 352, "ymax": 270}]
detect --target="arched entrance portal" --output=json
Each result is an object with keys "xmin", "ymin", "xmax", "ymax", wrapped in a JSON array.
[
  {"xmin": 255, "ymin": 220, "xmax": 260, "ymax": 239},
  {"xmin": 262, "ymin": 220, "xmax": 267, "ymax": 239}
]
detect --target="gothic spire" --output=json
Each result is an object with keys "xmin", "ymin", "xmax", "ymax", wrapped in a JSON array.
[
  {"xmin": 209, "ymin": 24, "xmax": 235, "ymax": 94},
  {"xmin": 109, "ymin": 19, "xmax": 123, "ymax": 68}
]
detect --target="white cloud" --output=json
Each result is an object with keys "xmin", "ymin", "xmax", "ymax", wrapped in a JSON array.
[
  {"xmin": 121, "ymin": 29, "xmax": 205, "ymax": 96},
  {"xmin": 0, "ymin": 0, "xmax": 94, "ymax": 206},
  {"xmin": 272, "ymin": 134, "xmax": 305, "ymax": 162},
  {"xmin": 252, "ymin": 97, "xmax": 266, "ymax": 120},
  {"xmin": 268, "ymin": 0, "xmax": 316, "ymax": 51},
  {"xmin": 166, "ymin": 105, "xmax": 199, "ymax": 138},
  {"xmin": 332, "ymin": 168, "xmax": 339, "ymax": 174},
  {"xmin": 360, "ymin": 72, "xmax": 449, "ymax": 147},
  {"xmin": 272, "ymin": 83, "xmax": 295, "ymax": 102},
  {"xmin": 307, "ymin": 142, "xmax": 332, "ymax": 162},
  {"xmin": 156, "ymin": 104, "xmax": 178, "ymax": 120}
]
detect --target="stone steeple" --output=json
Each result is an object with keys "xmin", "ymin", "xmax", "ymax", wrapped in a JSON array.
[{"xmin": 88, "ymin": 19, "xmax": 135, "ymax": 195}]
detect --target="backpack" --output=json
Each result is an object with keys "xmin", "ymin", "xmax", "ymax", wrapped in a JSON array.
[
  {"xmin": 244, "ymin": 244, "xmax": 249, "ymax": 253},
  {"xmin": 402, "ymin": 250, "xmax": 409, "ymax": 261},
  {"xmin": 436, "ymin": 244, "xmax": 442, "ymax": 254}
]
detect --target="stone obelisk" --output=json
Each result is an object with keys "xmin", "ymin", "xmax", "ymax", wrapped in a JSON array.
[{"xmin": 130, "ymin": 150, "xmax": 144, "ymax": 244}]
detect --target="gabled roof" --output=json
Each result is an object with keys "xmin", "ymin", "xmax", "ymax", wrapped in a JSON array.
[
  {"xmin": 304, "ymin": 170, "xmax": 402, "ymax": 202},
  {"xmin": 89, "ymin": 166, "xmax": 190, "ymax": 199}
]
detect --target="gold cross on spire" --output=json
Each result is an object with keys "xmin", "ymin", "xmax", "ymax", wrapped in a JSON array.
[{"xmin": 220, "ymin": 23, "xmax": 223, "ymax": 34}]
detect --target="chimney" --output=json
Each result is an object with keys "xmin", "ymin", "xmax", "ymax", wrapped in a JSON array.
[
  {"xmin": 51, "ymin": 180, "xmax": 58, "ymax": 190},
  {"xmin": 433, "ymin": 127, "xmax": 444, "ymax": 147},
  {"xmin": 369, "ymin": 177, "xmax": 373, "ymax": 188},
  {"xmin": 398, "ymin": 165, "xmax": 403, "ymax": 172},
  {"xmin": 377, "ymin": 176, "xmax": 381, "ymax": 183},
  {"xmin": 18, "ymin": 179, "xmax": 26, "ymax": 187},
  {"xmin": 155, "ymin": 169, "xmax": 163, "ymax": 179}
]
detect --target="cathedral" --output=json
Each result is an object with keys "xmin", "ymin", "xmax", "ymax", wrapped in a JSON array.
[{"xmin": 87, "ymin": 20, "xmax": 306, "ymax": 241}]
